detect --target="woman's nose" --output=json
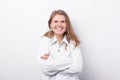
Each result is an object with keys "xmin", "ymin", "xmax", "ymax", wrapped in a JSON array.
[{"xmin": 57, "ymin": 22, "xmax": 62, "ymax": 26}]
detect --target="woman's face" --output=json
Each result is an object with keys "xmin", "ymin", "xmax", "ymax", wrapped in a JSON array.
[{"xmin": 50, "ymin": 14, "xmax": 66, "ymax": 37}]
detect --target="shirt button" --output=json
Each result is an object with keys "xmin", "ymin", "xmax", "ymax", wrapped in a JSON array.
[{"xmin": 58, "ymin": 50, "xmax": 60, "ymax": 52}]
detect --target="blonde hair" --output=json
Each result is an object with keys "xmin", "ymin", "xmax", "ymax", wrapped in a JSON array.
[{"xmin": 44, "ymin": 9, "xmax": 80, "ymax": 47}]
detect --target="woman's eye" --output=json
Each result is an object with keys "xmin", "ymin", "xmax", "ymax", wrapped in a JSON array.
[
  {"xmin": 61, "ymin": 21, "xmax": 65, "ymax": 23},
  {"xmin": 53, "ymin": 20, "xmax": 65, "ymax": 23},
  {"xmin": 54, "ymin": 21, "xmax": 58, "ymax": 23}
]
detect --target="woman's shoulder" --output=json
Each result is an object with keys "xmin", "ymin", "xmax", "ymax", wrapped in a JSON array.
[
  {"xmin": 69, "ymin": 40, "xmax": 76, "ymax": 45},
  {"xmin": 69, "ymin": 40, "xmax": 80, "ymax": 48},
  {"xmin": 38, "ymin": 36, "xmax": 52, "ymax": 47}
]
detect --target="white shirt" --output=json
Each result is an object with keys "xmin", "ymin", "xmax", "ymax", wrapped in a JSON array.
[{"xmin": 38, "ymin": 35, "xmax": 83, "ymax": 80}]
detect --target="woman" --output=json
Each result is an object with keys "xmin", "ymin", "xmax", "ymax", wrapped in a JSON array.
[{"xmin": 38, "ymin": 9, "xmax": 83, "ymax": 80}]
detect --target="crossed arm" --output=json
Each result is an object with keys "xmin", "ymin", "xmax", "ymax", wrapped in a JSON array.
[{"xmin": 40, "ymin": 47, "xmax": 83, "ymax": 76}]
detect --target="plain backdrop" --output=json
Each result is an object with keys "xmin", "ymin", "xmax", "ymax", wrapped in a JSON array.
[{"xmin": 0, "ymin": 0, "xmax": 120, "ymax": 80}]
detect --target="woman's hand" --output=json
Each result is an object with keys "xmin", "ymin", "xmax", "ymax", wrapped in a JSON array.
[{"xmin": 41, "ymin": 54, "xmax": 50, "ymax": 60}]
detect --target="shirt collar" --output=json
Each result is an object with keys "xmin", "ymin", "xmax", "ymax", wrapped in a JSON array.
[{"xmin": 52, "ymin": 35, "xmax": 68, "ymax": 45}]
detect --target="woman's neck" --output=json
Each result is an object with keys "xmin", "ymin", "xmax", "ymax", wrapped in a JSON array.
[{"xmin": 55, "ymin": 35, "xmax": 64, "ymax": 44}]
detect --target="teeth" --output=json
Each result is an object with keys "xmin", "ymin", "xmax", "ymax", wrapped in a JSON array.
[{"xmin": 57, "ymin": 28, "xmax": 62, "ymax": 30}]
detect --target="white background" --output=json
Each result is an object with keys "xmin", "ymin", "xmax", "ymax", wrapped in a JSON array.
[{"xmin": 0, "ymin": 0, "xmax": 120, "ymax": 80}]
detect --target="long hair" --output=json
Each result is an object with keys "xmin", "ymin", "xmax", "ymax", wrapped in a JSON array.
[{"xmin": 44, "ymin": 9, "xmax": 80, "ymax": 47}]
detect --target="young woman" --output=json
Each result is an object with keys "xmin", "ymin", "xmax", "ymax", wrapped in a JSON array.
[{"xmin": 38, "ymin": 9, "xmax": 83, "ymax": 80}]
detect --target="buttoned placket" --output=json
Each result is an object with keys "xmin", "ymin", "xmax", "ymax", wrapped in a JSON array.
[
  {"xmin": 57, "ymin": 42, "xmax": 62, "ymax": 52},
  {"xmin": 57, "ymin": 43, "xmax": 61, "ymax": 52}
]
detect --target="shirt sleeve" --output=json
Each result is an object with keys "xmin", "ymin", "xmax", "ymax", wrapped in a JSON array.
[
  {"xmin": 37, "ymin": 36, "xmax": 51, "ymax": 78},
  {"xmin": 41, "ymin": 46, "xmax": 83, "ymax": 76},
  {"xmin": 41, "ymin": 58, "xmax": 72, "ymax": 76},
  {"xmin": 60, "ymin": 45, "xmax": 83, "ymax": 75}
]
